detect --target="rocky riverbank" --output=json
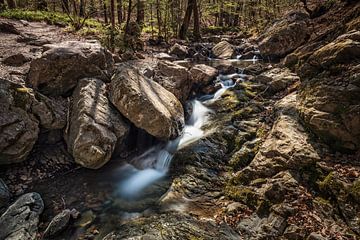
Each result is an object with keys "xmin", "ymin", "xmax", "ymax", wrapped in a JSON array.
[{"xmin": 0, "ymin": 1, "xmax": 360, "ymax": 239}]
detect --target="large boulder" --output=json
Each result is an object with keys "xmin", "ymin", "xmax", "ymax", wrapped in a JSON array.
[
  {"xmin": 0, "ymin": 179, "xmax": 11, "ymax": 210},
  {"xmin": 110, "ymin": 65, "xmax": 185, "ymax": 140},
  {"xmin": 154, "ymin": 60, "xmax": 192, "ymax": 102},
  {"xmin": 66, "ymin": 78, "xmax": 129, "ymax": 169},
  {"xmin": 236, "ymin": 95, "xmax": 320, "ymax": 183},
  {"xmin": 189, "ymin": 64, "xmax": 218, "ymax": 86},
  {"xmin": 169, "ymin": 43, "xmax": 189, "ymax": 59},
  {"xmin": 298, "ymin": 32, "xmax": 360, "ymax": 151},
  {"xmin": 253, "ymin": 68, "xmax": 300, "ymax": 93},
  {"xmin": 0, "ymin": 78, "xmax": 67, "ymax": 165},
  {"xmin": 0, "ymin": 192, "xmax": 44, "ymax": 240},
  {"xmin": 258, "ymin": 11, "xmax": 310, "ymax": 58},
  {"xmin": 0, "ymin": 79, "xmax": 39, "ymax": 164},
  {"xmin": 212, "ymin": 41, "xmax": 235, "ymax": 59},
  {"xmin": 28, "ymin": 40, "xmax": 114, "ymax": 96}
]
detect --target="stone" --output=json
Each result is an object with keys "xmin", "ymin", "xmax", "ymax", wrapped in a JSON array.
[
  {"xmin": 66, "ymin": 78, "xmax": 129, "ymax": 169},
  {"xmin": 258, "ymin": 11, "xmax": 310, "ymax": 58},
  {"xmin": 0, "ymin": 192, "xmax": 44, "ymax": 240},
  {"xmin": 236, "ymin": 115, "xmax": 320, "ymax": 182},
  {"xmin": 0, "ymin": 79, "xmax": 39, "ymax": 164},
  {"xmin": 2, "ymin": 53, "xmax": 32, "ymax": 67},
  {"xmin": 28, "ymin": 40, "xmax": 114, "ymax": 96},
  {"xmin": 110, "ymin": 65, "xmax": 184, "ymax": 140},
  {"xmin": 0, "ymin": 179, "xmax": 11, "ymax": 209},
  {"xmin": 307, "ymin": 232, "xmax": 327, "ymax": 240},
  {"xmin": 253, "ymin": 68, "xmax": 300, "ymax": 93},
  {"xmin": 43, "ymin": 209, "xmax": 71, "ymax": 238},
  {"xmin": 189, "ymin": 64, "xmax": 218, "ymax": 87},
  {"xmin": 169, "ymin": 43, "xmax": 189, "ymax": 58},
  {"xmin": 298, "ymin": 32, "xmax": 360, "ymax": 151},
  {"xmin": 212, "ymin": 41, "xmax": 235, "ymax": 59},
  {"xmin": 154, "ymin": 60, "xmax": 192, "ymax": 102},
  {"xmin": 0, "ymin": 21, "xmax": 20, "ymax": 35}
]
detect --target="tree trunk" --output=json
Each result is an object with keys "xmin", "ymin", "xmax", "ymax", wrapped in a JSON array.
[
  {"xmin": 62, "ymin": 0, "xmax": 70, "ymax": 13},
  {"xmin": 125, "ymin": 0, "xmax": 132, "ymax": 34},
  {"xmin": 36, "ymin": 0, "xmax": 48, "ymax": 11},
  {"xmin": 79, "ymin": 0, "xmax": 85, "ymax": 17},
  {"xmin": 193, "ymin": 0, "xmax": 201, "ymax": 40},
  {"xmin": 179, "ymin": 0, "xmax": 194, "ymax": 40},
  {"xmin": 156, "ymin": 0, "xmax": 162, "ymax": 37},
  {"xmin": 136, "ymin": 0, "xmax": 145, "ymax": 28},
  {"xmin": 117, "ymin": 0, "xmax": 123, "ymax": 24},
  {"xmin": 103, "ymin": 0, "xmax": 108, "ymax": 24},
  {"xmin": 6, "ymin": 0, "xmax": 16, "ymax": 9},
  {"xmin": 110, "ymin": 0, "xmax": 115, "ymax": 51}
]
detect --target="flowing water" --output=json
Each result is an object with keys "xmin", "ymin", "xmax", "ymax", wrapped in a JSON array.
[{"xmin": 31, "ymin": 59, "xmax": 255, "ymax": 239}]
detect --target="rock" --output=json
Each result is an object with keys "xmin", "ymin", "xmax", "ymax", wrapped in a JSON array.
[
  {"xmin": 226, "ymin": 202, "xmax": 245, "ymax": 213},
  {"xmin": 0, "ymin": 192, "xmax": 44, "ymax": 240},
  {"xmin": 66, "ymin": 78, "xmax": 129, "ymax": 169},
  {"xmin": 235, "ymin": 114, "xmax": 320, "ymax": 183},
  {"xmin": 43, "ymin": 209, "xmax": 71, "ymax": 238},
  {"xmin": 212, "ymin": 41, "xmax": 235, "ymax": 59},
  {"xmin": 153, "ymin": 52, "xmax": 175, "ymax": 61},
  {"xmin": 258, "ymin": 11, "xmax": 310, "ymax": 58},
  {"xmin": 253, "ymin": 68, "xmax": 299, "ymax": 93},
  {"xmin": 154, "ymin": 60, "xmax": 192, "ymax": 102},
  {"xmin": 0, "ymin": 21, "xmax": 20, "ymax": 35},
  {"xmin": 2, "ymin": 53, "xmax": 32, "ymax": 67},
  {"xmin": 169, "ymin": 43, "xmax": 189, "ymax": 58},
  {"xmin": 298, "ymin": 32, "xmax": 360, "ymax": 151},
  {"xmin": 189, "ymin": 64, "xmax": 218, "ymax": 87},
  {"xmin": 110, "ymin": 65, "xmax": 184, "ymax": 140},
  {"xmin": 0, "ymin": 79, "xmax": 39, "ymax": 164},
  {"xmin": 307, "ymin": 232, "xmax": 327, "ymax": 240},
  {"xmin": 28, "ymin": 40, "xmax": 114, "ymax": 96},
  {"xmin": 0, "ymin": 179, "xmax": 11, "ymax": 209}
]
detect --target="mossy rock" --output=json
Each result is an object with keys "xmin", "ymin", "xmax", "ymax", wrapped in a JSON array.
[
  {"xmin": 349, "ymin": 179, "xmax": 360, "ymax": 203},
  {"xmin": 225, "ymin": 185, "xmax": 260, "ymax": 209}
]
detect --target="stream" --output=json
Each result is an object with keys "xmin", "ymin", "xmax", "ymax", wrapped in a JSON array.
[{"xmin": 31, "ymin": 58, "xmax": 259, "ymax": 239}]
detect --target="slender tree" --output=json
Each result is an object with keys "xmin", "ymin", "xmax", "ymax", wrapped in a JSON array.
[
  {"xmin": 193, "ymin": 0, "xmax": 201, "ymax": 40},
  {"xmin": 6, "ymin": 0, "xmax": 16, "ymax": 9},
  {"xmin": 117, "ymin": 0, "xmax": 123, "ymax": 24},
  {"xmin": 179, "ymin": 0, "xmax": 194, "ymax": 39}
]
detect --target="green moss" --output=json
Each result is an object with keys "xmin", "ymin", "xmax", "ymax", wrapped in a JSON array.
[
  {"xmin": 225, "ymin": 185, "xmax": 259, "ymax": 209},
  {"xmin": 317, "ymin": 172, "xmax": 343, "ymax": 195},
  {"xmin": 349, "ymin": 179, "xmax": 360, "ymax": 203},
  {"xmin": 250, "ymin": 178, "xmax": 267, "ymax": 186},
  {"xmin": 313, "ymin": 196, "xmax": 331, "ymax": 206}
]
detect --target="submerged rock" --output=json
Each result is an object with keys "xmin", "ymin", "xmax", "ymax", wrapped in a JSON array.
[
  {"xmin": 154, "ymin": 60, "xmax": 192, "ymax": 102},
  {"xmin": 28, "ymin": 40, "xmax": 114, "ymax": 96},
  {"xmin": 110, "ymin": 65, "xmax": 184, "ymax": 140},
  {"xmin": 66, "ymin": 78, "xmax": 129, "ymax": 169},
  {"xmin": 212, "ymin": 41, "xmax": 235, "ymax": 59},
  {"xmin": 258, "ymin": 11, "xmax": 310, "ymax": 58},
  {"xmin": 0, "ymin": 192, "xmax": 44, "ymax": 240}
]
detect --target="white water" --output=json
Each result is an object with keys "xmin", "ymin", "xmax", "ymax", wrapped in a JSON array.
[{"xmin": 118, "ymin": 73, "xmax": 240, "ymax": 198}]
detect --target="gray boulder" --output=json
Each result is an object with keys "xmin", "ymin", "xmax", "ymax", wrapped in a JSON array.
[
  {"xmin": 110, "ymin": 65, "xmax": 185, "ymax": 140},
  {"xmin": 28, "ymin": 40, "xmax": 114, "ymax": 96},
  {"xmin": 0, "ymin": 192, "xmax": 44, "ymax": 240},
  {"xmin": 154, "ymin": 60, "xmax": 192, "ymax": 102},
  {"xmin": 258, "ymin": 11, "xmax": 310, "ymax": 58},
  {"xmin": 66, "ymin": 78, "xmax": 129, "ymax": 169},
  {"xmin": 212, "ymin": 41, "xmax": 235, "ymax": 59}
]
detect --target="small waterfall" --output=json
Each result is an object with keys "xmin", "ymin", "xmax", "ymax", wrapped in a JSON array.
[{"xmin": 118, "ymin": 72, "xmax": 240, "ymax": 198}]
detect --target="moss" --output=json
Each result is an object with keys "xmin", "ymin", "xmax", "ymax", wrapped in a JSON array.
[
  {"xmin": 229, "ymin": 147, "xmax": 255, "ymax": 171},
  {"xmin": 317, "ymin": 172, "xmax": 343, "ymax": 195},
  {"xmin": 349, "ymin": 179, "xmax": 360, "ymax": 203},
  {"xmin": 225, "ymin": 185, "xmax": 259, "ymax": 209},
  {"xmin": 250, "ymin": 178, "xmax": 267, "ymax": 186}
]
